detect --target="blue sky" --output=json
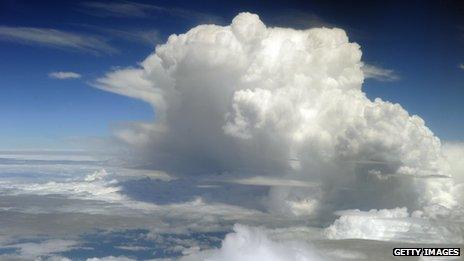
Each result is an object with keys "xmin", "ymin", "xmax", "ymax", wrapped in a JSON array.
[{"xmin": 0, "ymin": 0, "xmax": 462, "ymax": 150}]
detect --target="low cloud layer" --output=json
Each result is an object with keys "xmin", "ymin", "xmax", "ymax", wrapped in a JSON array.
[
  {"xmin": 95, "ymin": 13, "xmax": 460, "ymax": 219},
  {"xmin": 0, "ymin": 152, "xmax": 461, "ymax": 260},
  {"xmin": 49, "ymin": 71, "xmax": 82, "ymax": 80},
  {"xmin": 325, "ymin": 207, "xmax": 463, "ymax": 243}
]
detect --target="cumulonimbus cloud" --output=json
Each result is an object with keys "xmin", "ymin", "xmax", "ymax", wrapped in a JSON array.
[{"xmin": 95, "ymin": 13, "xmax": 459, "ymax": 217}]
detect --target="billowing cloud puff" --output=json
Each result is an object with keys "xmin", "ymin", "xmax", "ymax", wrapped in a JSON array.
[
  {"xmin": 95, "ymin": 13, "xmax": 458, "ymax": 215},
  {"xmin": 180, "ymin": 224, "xmax": 321, "ymax": 261}
]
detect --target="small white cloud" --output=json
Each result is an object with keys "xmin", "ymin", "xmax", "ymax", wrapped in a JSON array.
[
  {"xmin": 362, "ymin": 63, "xmax": 400, "ymax": 81},
  {"xmin": 49, "ymin": 71, "xmax": 82, "ymax": 80},
  {"xmin": 459, "ymin": 63, "xmax": 464, "ymax": 70}
]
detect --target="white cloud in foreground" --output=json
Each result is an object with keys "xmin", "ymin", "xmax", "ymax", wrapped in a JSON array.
[
  {"xmin": 180, "ymin": 224, "xmax": 322, "ymax": 261},
  {"xmin": 362, "ymin": 63, "xmax": 399, "ymax": 81},
  {"xmin": 95, "ymin": 12, "xmax": 459, "ymax": 217},
  {"xmin": 0, "ymin": 26, "xmax": 116, "ymax": 54},
  {"xmin": 49, "ymin": 71, "xmax": 82, "ymax": 80}
]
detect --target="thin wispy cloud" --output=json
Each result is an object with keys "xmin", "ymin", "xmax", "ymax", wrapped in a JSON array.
[
  {"xmin": 79, "ymin": 1, "xmax": 223, "ymax": 24},
  {"xmin": 79, "ymin": 1, "xmax": 156, "ymax": 18},
  {"xmin": 161, "ymin": 6, "xmax": 223, "ymax": 24},
  {"xmin": 102, "ymin": 28, "xmax": 160, "ymax": 46},
  {"xmin": 74, "ymin": 23, "xmax": 160, "ymax": 46},
  {"xmin": 0, "ymin": 26, "xmax": 117, "ymax": 54},
  {"xmin": 362, "ymin": 64, "xmax": 400, "ymax": 82},
  {"xmin": 49, "ymin": 71, "xmax": 82, "ymax": 80},
  {"xmin": 459, "ymin": 63, "xmax": 464, "ymax": 70}
]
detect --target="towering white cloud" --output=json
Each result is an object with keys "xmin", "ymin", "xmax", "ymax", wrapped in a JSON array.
[{"xmin": 95, "ymin": 12, "xmax": 458, "ymax": 216}]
